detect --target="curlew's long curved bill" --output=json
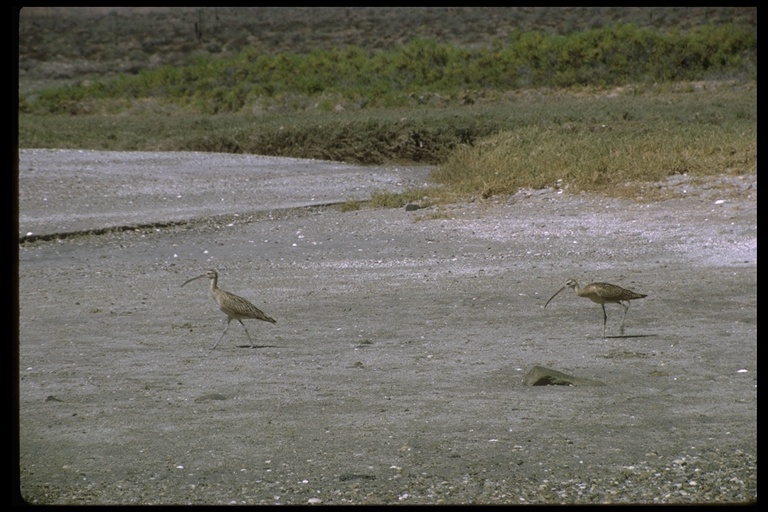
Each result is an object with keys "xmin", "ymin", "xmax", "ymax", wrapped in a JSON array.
[
  {"xmin": 544, "ymin": 286, "xmax": 568, "ymax": 308},
  {"xmin": 181, "ymin": 274, "xmax": 208, "ymax": 287}
]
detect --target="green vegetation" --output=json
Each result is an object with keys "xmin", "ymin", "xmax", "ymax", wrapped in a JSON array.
[
  {"xmin": 18, "ymin": 11, "xmax": 756, "ymax": 203},
  {"xmin": 22, "ymin": 25, "xmax": 755, "ymax": 115}
]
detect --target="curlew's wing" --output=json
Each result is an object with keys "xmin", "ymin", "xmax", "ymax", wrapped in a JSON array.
[
  {"xmin": 586, "ymin": 282, "xmax": 646, "ymax": 303},
  {"xmin": 217, "ymin": 290, "xmax": 277, "ymax": 323}
]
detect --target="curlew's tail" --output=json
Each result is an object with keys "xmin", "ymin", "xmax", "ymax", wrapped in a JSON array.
[{"xmin": 261, "ymin": 313, "xmax": 277, "ymax": 324}]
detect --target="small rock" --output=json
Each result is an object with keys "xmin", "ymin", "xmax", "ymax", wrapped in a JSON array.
[{"xmin": 194, "ymin": 393, "xmax": 227, "ymax": 402}]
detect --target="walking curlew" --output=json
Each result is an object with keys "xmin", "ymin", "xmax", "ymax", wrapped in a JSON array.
[
  {"xmin": 544, "ymin": 278, "xmax": 646, "ymax": 338},
  {"xmin": 181, "ymin": 269, "xmax": 276, "ymax": 349}
]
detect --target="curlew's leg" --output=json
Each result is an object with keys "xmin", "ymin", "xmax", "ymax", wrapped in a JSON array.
[
  {"xmin": 619, "ymin": 301, "xmax": 630, "ymax": 335},
  {"xmin": 211, "ymin": 317, "xmax": 233, "ymax": 350},
  {"xmin": 601, "ymin": 304, "xmax": 607, "ymax": 338},
  {"xmin": 237, "ymin": 319, "xmax": 255, "ymax": 348}
]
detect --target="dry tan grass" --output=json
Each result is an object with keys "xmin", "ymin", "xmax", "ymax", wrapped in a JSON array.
[{"xmin": 433, "ymin": 88, "xmax": 756, "ymax": 201}]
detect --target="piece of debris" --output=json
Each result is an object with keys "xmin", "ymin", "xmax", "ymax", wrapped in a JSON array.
[
  {"xmin": 523, "ymin": 365, "xmax": 605, "ymax": 387},
  {"xmin": 339, "ymin": 473, "xmax": 376, "ymax": 481}
]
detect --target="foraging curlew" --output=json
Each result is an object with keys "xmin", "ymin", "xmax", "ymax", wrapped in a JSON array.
[
  {"xmin": 181, "ymin": 269, "xmax": 276, "ymax": 349},
  {"xmin": 544, "ymin": 278, "xmax": 646, "ymax": 338}
]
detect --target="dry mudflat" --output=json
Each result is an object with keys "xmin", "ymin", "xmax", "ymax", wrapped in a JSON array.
[{"xmin": 17, "ymin": 149, "xmax": 756, "ymax": 505}]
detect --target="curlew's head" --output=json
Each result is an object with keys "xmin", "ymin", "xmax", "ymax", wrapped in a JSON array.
[
  {"xmin": 563, "ymin": 278, "xmax": 579, "ymax": 290},
  {"xmin": 181, "ymin": 269, "xmax": 218, "ymax": 287},
  {"xmin": 544, "ymin": 278, "xmax": 579, "ymax": 308}
]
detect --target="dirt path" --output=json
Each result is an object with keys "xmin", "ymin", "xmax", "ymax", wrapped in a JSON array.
[{"xmin": 17, "ymin": 150, "xmax": 756, "ymax": 504}]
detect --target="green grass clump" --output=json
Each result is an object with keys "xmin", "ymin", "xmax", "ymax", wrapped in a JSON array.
[
  {"xmin": 369, "ymin": 188, "xmax": 437, "ymax": 209},
  {"xmin": 336, "ymin": 200, "xmax": 363, "ymax": 212}
]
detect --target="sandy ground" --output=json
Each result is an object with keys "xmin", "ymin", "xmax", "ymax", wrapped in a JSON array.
[{"xmin": 17, "ymin": 149, "xmax": 756, "ymax": 505}]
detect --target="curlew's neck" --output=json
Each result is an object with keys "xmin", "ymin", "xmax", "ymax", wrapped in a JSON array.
[{"xmin": 209, "ymin": 273, "xmax": 218, "ymax": 293}]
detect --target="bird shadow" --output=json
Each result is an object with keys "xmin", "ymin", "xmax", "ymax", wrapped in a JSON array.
[{"xmin": 604, "ymin": 334, "xmax": 658, "ymax": 339}]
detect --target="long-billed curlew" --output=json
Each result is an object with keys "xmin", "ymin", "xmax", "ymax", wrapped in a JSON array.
[
  {"xmin": 544, "ymin": 278, "xmax": 646, "ymax": 338},
  {"xmin": 181, "ymin": 269, "xmax": 276, "ymax": 349}
]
